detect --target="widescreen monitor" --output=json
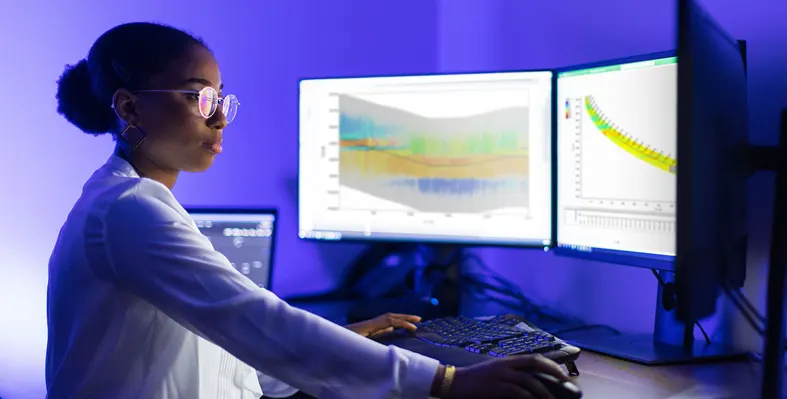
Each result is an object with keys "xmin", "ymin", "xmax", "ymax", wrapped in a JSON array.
[{"xmin": 298, "ymin": 71, "xmax": 554, "ymax": 247}]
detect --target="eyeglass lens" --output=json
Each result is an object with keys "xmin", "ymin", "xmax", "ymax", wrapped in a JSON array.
[{"xmin": 198, "ymin": 87, "xmax": 239, "ymax": 123}]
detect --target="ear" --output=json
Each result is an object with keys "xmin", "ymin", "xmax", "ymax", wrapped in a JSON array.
[{"xmin": 111, "ymin": 88, "xmax": 140, "ymax": 127}]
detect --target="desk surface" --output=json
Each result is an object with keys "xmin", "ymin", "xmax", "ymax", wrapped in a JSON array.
[
  {"xmin": 571, "ymin": 351, "xmax": 775, "ymax": 398},
  {"xmin": 290, "ymin": 300, "xmax": 783, "ymax": 398}
]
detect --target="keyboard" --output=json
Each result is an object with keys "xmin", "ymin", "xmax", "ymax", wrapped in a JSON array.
[{"xmin": 374, "ymin": 314, "xmax": 581, "ymax": 374}]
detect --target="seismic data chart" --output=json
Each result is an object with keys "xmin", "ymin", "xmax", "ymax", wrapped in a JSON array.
[
  {"xmin": 584, "ymin": 96, "xmax": 676, "ymax": 174},
  {"xmin": 557, "ymin": 60, "xmax": 678, "ymax": 252},
  {"xmin": 565, "ymin": 92, "xmax": 677, "ymax": 205},
  {"xmin": 338, "ymin": 94, "xmax": 530, "ymax": 214}
]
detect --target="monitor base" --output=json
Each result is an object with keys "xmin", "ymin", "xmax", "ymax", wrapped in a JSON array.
[
  {"xmin": 563, "ymin": 332, "xmax": 747, "ymax": 365},
  {"xmin": 557, "ymin": 269, "xmax": 748, "ymax": 366}
]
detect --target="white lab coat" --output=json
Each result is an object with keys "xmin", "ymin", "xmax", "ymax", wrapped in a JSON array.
[{"xmin": 45, "ymin": 155, "xmax": 439, "ymax": 398}]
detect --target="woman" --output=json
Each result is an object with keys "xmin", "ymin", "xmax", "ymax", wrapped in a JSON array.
[{"xmin": 47, "ymin": 22, "xmax": 569, "ymax": 399}]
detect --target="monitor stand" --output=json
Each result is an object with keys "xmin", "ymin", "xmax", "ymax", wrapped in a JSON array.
[{"xmin": 560, "ymin": 269, "xmax": 748, "ymax": 365}]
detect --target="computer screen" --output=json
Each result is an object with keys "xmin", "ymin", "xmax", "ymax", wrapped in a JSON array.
[
  {"xmin": 675, "ymin": 0, "xmax": 748, "ymax": 321},
  {"xmin": 187, "ymin": 209, "xmax": 278, "ymax": 290},
  {"xmin": 555, "ymin": 54, "xmax": 678, "ymax": 267},
  {"xmin": 298, "ymin": 71, "xmax": 553, "ymax": 246}
]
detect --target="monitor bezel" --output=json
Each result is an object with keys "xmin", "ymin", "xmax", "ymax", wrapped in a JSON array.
[
  {"xmin": 552, "ymin": 50, "xmax": 678, "ymax": 271},
  {"xmin": 297, "ymin": 68, "xmax": 556, "ymax": 249},
  {"xmin": 184, "ymin": 207, "xmax": 279, "ymax": 291}
]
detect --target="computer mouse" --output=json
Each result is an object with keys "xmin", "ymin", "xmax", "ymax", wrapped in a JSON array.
[{"xmin": 532, "ymin": 372, "xmax": 582, "ymax": 399}]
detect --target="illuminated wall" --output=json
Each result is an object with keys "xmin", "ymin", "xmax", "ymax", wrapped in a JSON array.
[{"xmin": 1, "ymin": 0, "xmax": 784, "ymax": 397}]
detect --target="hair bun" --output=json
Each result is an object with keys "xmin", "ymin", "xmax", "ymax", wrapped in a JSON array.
[{"xmin": 56, "ymin": 59, "xmax": 116, "ymax": 135}]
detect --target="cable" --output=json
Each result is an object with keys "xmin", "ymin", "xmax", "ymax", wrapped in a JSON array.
[
  {"xmin": 721, "ymin": 282, "xmax": 765, "ymax": 336},
  {"xmin": 650, "ymin": 268, "xmax": 667, "ymax": 286},
  {"xmin": 458, "ymin": 253, "xmax": 577, "ymax": 322},
  {"xmin": 654, "ymin": 268, "xmax": 767, "ymax": 341},
  {"xmin": 723, "ymin": 280, "xmax": 766, "ymax": 325},
  {"xmin": 456, "ymin": 250, "xmax": 621, "ymax": 335},
  {"xmin": 729, "ymin": 283, "xmax": 766, "ymax": 324},
  {"xmin": 650, "ymin": 269, "xmax": 712, "ymax": 345},
  {"xmin": 695, "ymin": 320, "xmax": 711, "ymax": 345},
  {"xmin": 656, "ymin": 271, "xmax": 787, "ymax": 359},
  {"xmin": 716, "ymin": 269, "xmax": 787, "ymax": 361}
]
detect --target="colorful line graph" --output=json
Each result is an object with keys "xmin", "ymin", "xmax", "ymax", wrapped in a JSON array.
[
  {"xmin": 584, "ymin": 95, "xmax": 677, "ymax": 174},
  {"xmin": 337, "ymin": 94, "xmax": 530, "ymax": 213},
  {"xmin": 340, "ymin": 114, "xmax": 527, "ymax": 171},
  {"xmin": 339, "ymin": 114, "xmax": 529, "ymax": 194}
]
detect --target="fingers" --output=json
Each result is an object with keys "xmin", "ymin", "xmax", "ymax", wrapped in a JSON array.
[
  {"xmin": 507, "ymin": 354, "xmax": 569, "ymax": 382},
  {"xmin": 383, "ymin": 313, "xmax": 421, "ymax": 332},
  {"xmin": 368, "ymin": 326, "xmax": 394, "ymax": 338},
  {"xmin": 385, "ymin": 313, "xmax": 422, "ymax": 323},
  {"xmin": 389, "ymin": 318, "xmax": 418, "ymax": 332}
]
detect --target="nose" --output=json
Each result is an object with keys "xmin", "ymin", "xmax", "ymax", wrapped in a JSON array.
[{"xmin": 208, "ymin": 108, "xmax": 228, "ymax": 130}]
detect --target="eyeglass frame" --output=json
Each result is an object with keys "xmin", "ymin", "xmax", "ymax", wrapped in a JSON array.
[{"xmin": 134, "ymin": 86, "xmax": 240, "ymax": 122}]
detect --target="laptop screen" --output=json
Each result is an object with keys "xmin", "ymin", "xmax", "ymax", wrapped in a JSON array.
[{"xmin": 187, "ymin": 209, "xmax": 278, "ymax": 291}]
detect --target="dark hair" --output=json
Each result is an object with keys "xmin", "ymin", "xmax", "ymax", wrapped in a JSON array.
[{"xmin": 56, "ymin": 22, "xmax": 207, "ymax": 135}]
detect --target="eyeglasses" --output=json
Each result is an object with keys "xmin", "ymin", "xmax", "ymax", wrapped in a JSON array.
[{"xmin": 135, "ymin": 86, "xmax": 240, "ymax": 123}]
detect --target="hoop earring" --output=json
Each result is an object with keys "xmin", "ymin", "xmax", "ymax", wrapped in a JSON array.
[{"xmin": 119, "ymin": 124, "xmax": 147, "ymax": 151}]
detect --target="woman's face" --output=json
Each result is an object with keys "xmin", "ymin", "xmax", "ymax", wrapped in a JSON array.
[{"xmin": 128, "ymin": 44, "xmax": 227, "ymax": 173}]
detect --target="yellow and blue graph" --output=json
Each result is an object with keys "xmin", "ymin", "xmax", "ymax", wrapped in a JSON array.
[
  {"xmin": 338, "ymin": 95, "xmax": 530, "ymax": 213},
  {"xmin": 584, "ymin": 96, "xmax": 677, "ymax": 174}
]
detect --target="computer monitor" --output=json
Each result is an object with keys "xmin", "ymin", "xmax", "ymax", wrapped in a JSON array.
[
  {"xmin": 187, "ymin": 208, "xmax": 278, "ymax": 291},
  {"xmin": 555, "ymin": 52, "xmax": 678, "ymax": 270},
  {"xmin": 549, "ymin": 2, "xmax": 749, "ymax": 366},
  {"xmin": 674, "ymin": 0, "xmax": 749, "ymax": 324},
  {"xmin": 298, "ymin": 71, "xmax": 554, "ymax": 247}
]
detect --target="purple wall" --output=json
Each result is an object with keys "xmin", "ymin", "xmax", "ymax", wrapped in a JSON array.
[{"xmin": 1, "ymin": 0, "xmax": 784, "ymax": 397}]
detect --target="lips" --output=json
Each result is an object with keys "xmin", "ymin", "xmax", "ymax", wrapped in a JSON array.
[{"xmin": 202, "ymin": 140, "xmax": 223, "ymax": 154}]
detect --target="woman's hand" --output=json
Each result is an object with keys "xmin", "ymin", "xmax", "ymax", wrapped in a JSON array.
[
  {"xmin": 447, "ymin": 355, "xmax": 571, "ymax": 399},
  {"xmin": 344, "ymin": 313, "xmax": 421, "ymax": 338}
]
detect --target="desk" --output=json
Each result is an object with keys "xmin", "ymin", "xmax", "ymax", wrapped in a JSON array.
[
  {"xmin": 290, "ymin": 300, "xmax": 782, "ymax": 398},
  {"xmin": 571, "ymin": 351, "xmax": 774, "ymax": 398}
]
